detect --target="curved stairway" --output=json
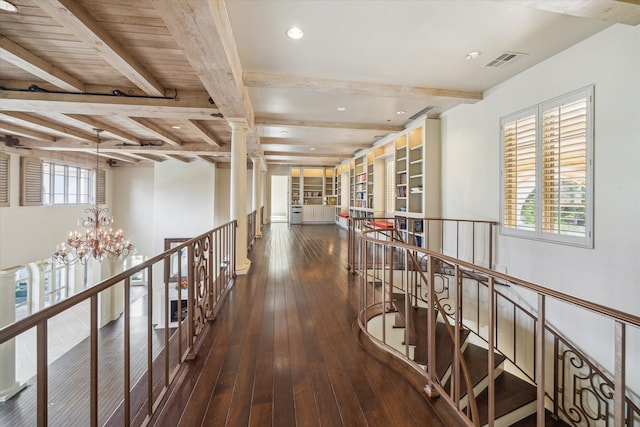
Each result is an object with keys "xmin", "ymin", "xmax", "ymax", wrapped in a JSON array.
[{"xmin": 367, "ymin": 292, "xmax": 570, "ymax": 427}]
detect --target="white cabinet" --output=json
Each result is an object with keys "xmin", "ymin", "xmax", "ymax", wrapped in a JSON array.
[
  {"xmin": 323, "ymin": 206, "xmax": 335, "ymax": 222},
  {"xmin": 302, "ymin": 206, "xmax": 335, "ymax": 223}
]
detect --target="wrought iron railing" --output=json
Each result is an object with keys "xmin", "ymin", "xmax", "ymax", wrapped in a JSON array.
[
  {"xmin": 0, "ymin": 220, "xmax": 236, "ymax": 426},
  {"xmin": 354, "ymin": 224, "xmax": 640, "ymax": 427},
  {"xmin": 347, "ymin": 216, "xmax": 496, "ymax": 273}
]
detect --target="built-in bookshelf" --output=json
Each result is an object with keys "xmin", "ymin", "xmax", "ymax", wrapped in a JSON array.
[
  {"xmin": 291, "ymin": 167, "xmax": 300, "ymax": 205},
  {"xmin": 395, "ymin": 134, "xmax": 408, "ymax": 213},
  {"xmin": 407, "ymin": 127, "xmax": 423, "ymax": 214},
  {"xmin": 303, "ymin": 168, "xmax": 324, "ymax": 205},
  {"xmin": 367, "ymin": 151, "xmax": 374, "ymax": 210},
  {"xmin": 324, "ymin": 168, "xmax": 334, "ymax": 200},
  {"xmin": 290, "ymin": 167, "xmax": 341, "ymax": 206},
  {"xmin": 354, "ymin": 155, "xmax": 366, "ymax": 209},
  {"xmin": 395, "ymin": 216, "xmax": 425, "ymax": 247},
  {"xmin": 349, "ymin": 160, "xmax": 356, "ymax": 208}
]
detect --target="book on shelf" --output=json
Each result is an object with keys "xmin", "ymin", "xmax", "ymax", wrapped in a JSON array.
[
  {"xmin": 396, "ymin": 186, "xmax": 407, "ymax": 197},
  {"xmin": 414, "ymin": 220, "xmax": 423, "ymax": 233}
]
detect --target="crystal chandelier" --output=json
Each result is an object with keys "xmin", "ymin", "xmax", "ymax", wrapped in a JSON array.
[{"xmin": 53, "ymin": 129, "xmax": 134, "ymax": 265}]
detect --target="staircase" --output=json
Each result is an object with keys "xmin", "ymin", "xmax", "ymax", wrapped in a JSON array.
[
  {"xmin": 387, "ymin": 291, "xmax": 554, "ymax": 426},
  {"xmin": 352, "ymin": 219, "xmax": 640, "ymax": 427}
]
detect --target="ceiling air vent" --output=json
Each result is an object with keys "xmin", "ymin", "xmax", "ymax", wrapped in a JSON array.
[
  {"xmin": 409, "ymin": 106, "xmax": 436, "ymax": 120},
  {"xmin": 484, "ymin": 52, "xmax": 528, "ymax": 69}
]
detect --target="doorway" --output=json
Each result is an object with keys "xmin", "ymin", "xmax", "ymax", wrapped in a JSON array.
[{"xmin": 270, "ymin": 175, "xmax": 289, "ymax": 222}]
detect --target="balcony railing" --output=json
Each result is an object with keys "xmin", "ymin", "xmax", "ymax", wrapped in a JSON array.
[
  {"xmin": 0, "ymin": 220, "xmax": 236, "ymax": 426},
  {"xmin": 353, "ymin": 222, "xmax": 640, "ymax": 426},
  {"xmin": 348, "ymin": 216, "xmax": 496, "ymax": 272}
]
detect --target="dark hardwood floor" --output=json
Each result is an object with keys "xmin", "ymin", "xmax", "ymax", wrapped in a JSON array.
[
  {"xmin": 152, "ymin": 223, "xmax": 464, "ymax": 426},
  {"xmin": 1, "ymin": 223, "xmax": 465, "ymax": 426}
]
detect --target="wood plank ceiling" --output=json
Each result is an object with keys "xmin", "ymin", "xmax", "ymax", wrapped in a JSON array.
[{"xmin": 0, "ymin": 0, "xmax": 638, "ymax": 169}]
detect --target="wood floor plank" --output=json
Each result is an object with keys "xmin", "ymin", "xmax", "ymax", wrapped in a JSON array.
[{"xmin": 4, "ymin": 223, "xmax": 466, "ymax": 427}]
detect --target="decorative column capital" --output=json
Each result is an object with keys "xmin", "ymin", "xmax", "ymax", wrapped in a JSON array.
[{"xmin": 228, "ymin": 119, "xmax": 249, "ymax": 132}]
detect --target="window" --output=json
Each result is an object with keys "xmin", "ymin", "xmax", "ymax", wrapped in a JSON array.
[
  {"xmin": 42, "ymin": 162, "xmax": 96, "ymax": 205},
  {"xmin": 44, "ymin": 263, "xmax": 68, "ymax": 306},
  {"xmin": 15, "ymin": 267, "xmax": 30, "ymax": 320},
  {"xmin": 124, "ymin": 255, "xmax": 147, "ymax": 284},
  {"xmin": 501, "ymin": 86, "xmax": 593, "ymax": 247}
]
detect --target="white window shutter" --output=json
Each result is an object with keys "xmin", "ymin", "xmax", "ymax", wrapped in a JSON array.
[
  {"xmin": 95, "ymin": 169, "xmax": 106, "ymax": 204},
  {"xmin": 20, "ymin": 156, "xmax": 43, "ymax": 206},
  {"xmin": 0, "ymin": 153, "xmax": 9, "ymax": 207}
]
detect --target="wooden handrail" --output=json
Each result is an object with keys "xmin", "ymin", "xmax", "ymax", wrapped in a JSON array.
[
  {"xmin": 359, "ymin": 228, "xmax": 640, "ymax": 328},
  {"xmin": 356, "ymin": 226, "xmax": 640, "ymax": 426},
  {"xmin": 0, "ymin": 220, "xmax": 237, "ymax": 426}
]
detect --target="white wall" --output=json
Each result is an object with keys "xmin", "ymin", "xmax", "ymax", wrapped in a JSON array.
[
  {"xmin": 0, "ymin": 152, "xmax": 115, "ymax": 270},
  {"xmin": 441, "ymin": 24, "xmax": 640, "ymax": 386},
  {"xmin": 214, "ymin": 167, "xmax": 231, "ymax": 226},
  {"xmin": 112, "ymin": 166, "xmax": 155, "ymax": 258},
  {"xmin": 152, "ymin": 160, "xmax": 216, "ymax": 254}
]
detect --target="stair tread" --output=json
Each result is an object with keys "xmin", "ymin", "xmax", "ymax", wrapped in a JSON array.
[
  {"xmin": 391, "ymin": 293, "xmax": 470, "ymax": 375},
  {"xmin": 474, "ymin": 371, "xmax": 537, "ymax": 424},
  {"xmin": 442, "ymin": 343, "xmax": 507, "ymax": 393},
  {"xmin": 510, "ymin": 409, "xmax": 570, "ymax": 426}
]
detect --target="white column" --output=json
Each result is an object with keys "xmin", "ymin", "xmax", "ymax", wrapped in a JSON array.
[
  {"xmin": 229, "ymin": 120, "xmax": 251, "ymax": 274},
  {"xmin": 0, "ymin": 267, "xmax": 27, "ymax": 402},
  {"xmin": 252, "ymin": 158, "xmax": 262, "ymax": 238}
]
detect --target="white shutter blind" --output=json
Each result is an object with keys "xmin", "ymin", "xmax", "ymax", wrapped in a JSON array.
[
  {"xmin": 502, "ymin": 111, "xmax": 537, "ymax": 232},
  {"xmin": 541, "ymin": 96, "xmax": 588, "ymax": 238},
  {"xmin": 95, "ymin": 169, "xmax": 106, "ymax": 204},
  {"xmin": 0, "ymin": 153, "xmax": 9, "ymax": 207},
  {"xmin": 20, "ymin": 156, "xmax": 43, "ymax": 206}
]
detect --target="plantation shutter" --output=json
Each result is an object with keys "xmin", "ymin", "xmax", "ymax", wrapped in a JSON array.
[
  {"xmin": 541, "ymin": 95, "xmax": 589, "ymax": 238},
  {"xmin": 502, "ymin": 111, "xmax": 537, "ymax": 232},
  {"xmin": 95, "ymin": 169, "xmax": 106, "ymax": 204},
  {"xmin": 20, "ymin": 156, "xmax": 43, "ymax": 206},
  {"xmin": 0, "ymin": 153, "xmax": 9, "ymax": 207}
]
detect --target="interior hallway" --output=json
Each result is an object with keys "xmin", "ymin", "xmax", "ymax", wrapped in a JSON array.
[{"xmin": 153, "ymin": 223, "xmax": 462, "ymax": 426}]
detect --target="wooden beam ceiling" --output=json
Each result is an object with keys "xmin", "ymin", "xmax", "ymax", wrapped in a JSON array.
[
  {"xmin": 38, "ymin": 0, "xmax": 166, "ymax": 96},
  {"xmin": 0, "ymin": 89, "xmax": 220, "ymax": 120},
  {"xmin": 150, "ymin": 0, "xmax": 262, "ymax": 156},
  {"xmin": 244, "ymin": 72, "xmax": 483, "ymax": 103},
  {"xmin": 0, "ymin": 112, "xmax": 97, "ymax": 142},
  {"xmin": 255, "ymin": 118, "xmax": 403, "ymax": 133},
  {"xmin": 187, "ymin": 119, "xmax": 221, "ymax": 147},
  {"xmin": 125, "ymin": 117, "xmax": 182, "ymax": 147},
  {"xmin": 10, "ymin": 139, "xmax": 229, "ymax": 156},
  {"xmin": 260, "ymin": 137, "xmax": 370, "ymax": 149},
  {"xmin": 0, "ymin": 35, "xmax": 85, "ymax": 92}
]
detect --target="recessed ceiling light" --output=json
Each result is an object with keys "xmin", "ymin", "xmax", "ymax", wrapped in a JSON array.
[
  {"xmin": 281, "ymin": 130, "xmax": 288, "ymax": 135},
  {"xmin": 309, "ymin": 147, "xmax": 316, "ymax": 151},
  {"xmin": 286, "ymin": 27, "xmax": 304, "ymax": 40},
  {"xmin": 0, "ymin": 1, "xmax": 18, "ymax": 12},
  {"xmin": 465, "ymin": 51, "xmax": 481, "ymax": 61},
  {"xmin": 337, "ymin": 107, "xmax": 346, "ymax": 112},
  {"xmin": 396, "ymin": 110, "xmax": 406, "ymax": 115},
  {"xmin": 171, "ymin": 125, "xmax": 181, "ymax": 129}
]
